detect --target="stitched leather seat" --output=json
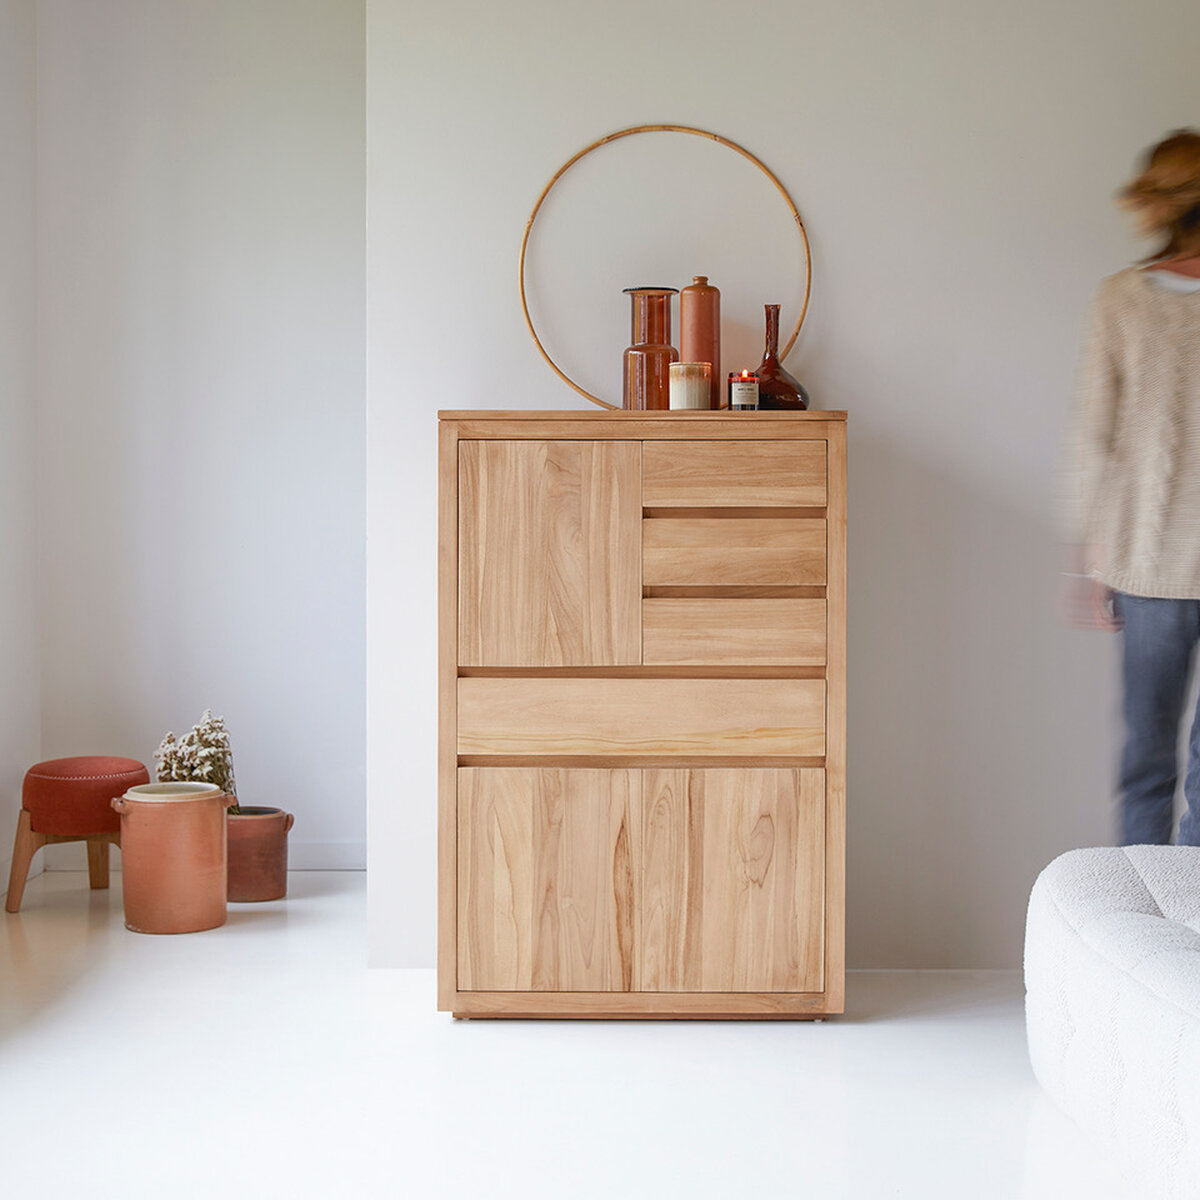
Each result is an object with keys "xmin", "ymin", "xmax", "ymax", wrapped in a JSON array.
[{"xmin": 6, "ymin": 756, "xmax": 149, "ymax": 912}]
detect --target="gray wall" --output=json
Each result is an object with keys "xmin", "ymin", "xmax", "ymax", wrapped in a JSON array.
[
  {"xmin": 367, "ymin": 0, "xmax": 1200, "ymax": 967},
  {"xmin": 36, "ymin": 1, "xmax": 366, "ymax": 870},
  {"xmin": 0, "ymin": 0, "xmax": 41, "ymax": 888}
]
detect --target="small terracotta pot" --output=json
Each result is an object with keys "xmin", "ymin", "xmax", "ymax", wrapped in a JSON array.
[
  {"xmin": 227, "ymin": 807, "xmax": 294, "ymax": 902},
  {"xmin": 112, "ymin": 783, "xmax": 227, "ymax": 934}
]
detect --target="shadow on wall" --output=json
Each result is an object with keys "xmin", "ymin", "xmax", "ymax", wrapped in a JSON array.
[{"xmin": 845, "ymin": 426, "xmax": 1118, "ymax": 970}]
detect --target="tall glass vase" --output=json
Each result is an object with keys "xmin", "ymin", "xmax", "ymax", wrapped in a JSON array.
[
  {"xmin": 756, "ymin": 304, "xmax": 809, "ymax": 410},
  {"xmin": 623, "ymin": 287, "xmax": 678, "ymax": 410}
]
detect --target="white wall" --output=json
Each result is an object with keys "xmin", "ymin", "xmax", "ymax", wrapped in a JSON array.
[
  {"xmin": 367, "ymin": 0, "xmax": 1200, "ymax": 967},
  {"xmin": 0, "ymin": 0, "xmax": 41, "ymax": 888},
  {"xmin": 37, "ymin": 1, "xmax": 366, "ymax": 869}
]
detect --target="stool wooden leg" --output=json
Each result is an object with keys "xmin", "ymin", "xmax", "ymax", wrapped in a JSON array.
[
  {"xmin": 6, "ymin": 810, "xmax": 47, "ymax": 914},
  {"xmin": 86, "ymin": 837, "xmax": 111, "ymax": 890}
]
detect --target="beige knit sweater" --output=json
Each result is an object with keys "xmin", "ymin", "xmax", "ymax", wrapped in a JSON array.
[{"xmin": 1066, "ymin": 266, "xmax": 1200, "ymax": 598}]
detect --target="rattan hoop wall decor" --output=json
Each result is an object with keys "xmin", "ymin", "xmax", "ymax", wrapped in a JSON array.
[{"xmin": 518, "ymin": 124, "xmax": 812, "ymax": 410}]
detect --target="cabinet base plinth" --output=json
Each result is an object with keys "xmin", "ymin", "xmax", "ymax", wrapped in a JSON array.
[
  {"xmin": 452, "ymin": 1012, "xmax": 836, "ymax": 1021},
  {"xmin": 446, "ymin": 991, "xmax": 844, "ymax": 1020}
]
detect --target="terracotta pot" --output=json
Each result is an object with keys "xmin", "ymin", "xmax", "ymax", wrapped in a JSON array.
[
  {"xmin": 227, "ymin": 807, "xmax": 294, "ymax": 902},
  {"xmin": 112, "ymin": 783, "xmax": 227, "ymax": 934}
]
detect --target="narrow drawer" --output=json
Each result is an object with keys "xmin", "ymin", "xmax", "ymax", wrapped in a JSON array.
[
  {"xmin": 458, "ymin": 678, "xmax": 826, "ymax": 758},
  {"xmin": 643, "ymin": 598, "xmax": 826, "ymax": 665},
  {"xmin": 643, "ymin": 441, "xmax": 826, "ymax": 508},
  {"xmin": 643, "ymin": 518, "xmax": 826, "ymax": 587}
]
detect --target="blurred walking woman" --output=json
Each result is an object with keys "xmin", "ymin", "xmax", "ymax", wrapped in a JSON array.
[{"xmin": 1065, "ymin": 129, "xmax": 1200, "ymax": 846}]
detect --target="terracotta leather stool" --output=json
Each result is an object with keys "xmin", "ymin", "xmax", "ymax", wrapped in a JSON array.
[{"xmin": 5, "ymin": 756, "xmax": 150, "ymax": 913}]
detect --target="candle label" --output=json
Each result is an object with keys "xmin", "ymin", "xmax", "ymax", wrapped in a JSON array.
[{"xmin": 730, "ymin": 379, "xmax": 759, "ymax": 410}]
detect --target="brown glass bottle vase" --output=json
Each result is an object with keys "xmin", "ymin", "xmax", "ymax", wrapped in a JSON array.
[
  {"xmin": 756, "ymin": 303, "xmax": 809, "ymax": 410},
  {"xmin": 623, "ymin": 287, "xmax": 678, "ymax": 410}
]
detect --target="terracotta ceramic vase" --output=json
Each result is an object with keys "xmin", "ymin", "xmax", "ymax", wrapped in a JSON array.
[
  {"xmin": 227, "ymin": 807, "xmax": 294, "ymax": 902},
  {"xmin": 680, "ymin": 276, "xmax": 721, "ymax": 409},
  {"xmin": 112, "ymin": 783, "xmax": 227, "ymax": 934},
  {"xmin": 622, "ymin": 287, "xmax": 678, "ymax": 410}
]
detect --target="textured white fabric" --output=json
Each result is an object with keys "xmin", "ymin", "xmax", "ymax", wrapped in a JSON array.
[
  {"xmin": 1064, "ymin": 267, "xmax": 1200, "ymax": 597},
  {"xmin": 1025, "ymin": 846, "xmax": 1200, "ymax": 1194}
]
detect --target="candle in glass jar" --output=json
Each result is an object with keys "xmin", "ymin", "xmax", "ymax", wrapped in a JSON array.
[
  {"xmin": 669, "ymin": 362, "xmax": 712, "ymax": 410},
  {"xmin": 728, "ymin": 370, "xmax": 759, "ymax": 410}
]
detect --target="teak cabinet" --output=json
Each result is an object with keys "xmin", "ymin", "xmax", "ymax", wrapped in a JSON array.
[{"xmin": 438, "ymin": 410, "xmax": 846, "ymax": 1018}]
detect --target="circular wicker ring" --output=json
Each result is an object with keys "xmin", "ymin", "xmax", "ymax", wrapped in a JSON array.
[{"xmin": 519, "ymin": 124, "xmax": 812, "ymax": 410}]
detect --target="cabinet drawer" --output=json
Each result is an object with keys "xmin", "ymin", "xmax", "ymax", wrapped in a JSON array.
[
  {"xmin": 643, "ymin": 518, "xmax": 826, "ymax": 587},
  {"xmin": 643, "ymin": 441, "xmax": 826, "ymax": 508},
  {"xmin": 457, "ymin": 678, "xmax": 826, "ymax": 757},
  {"xmin": 643, "ymin": 598, "xmax": 826, "ymax": 665}
]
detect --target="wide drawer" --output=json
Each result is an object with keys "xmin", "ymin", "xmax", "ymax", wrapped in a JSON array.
[
  {"xmin": 457, "ymin": 678, "xmax": 826, "ymax": 757},
  {"xmin": 643, "ymin": 441, "xmax": 826, "ymax": 508},
  {"xmin": 643, "ymin": 518, "xmax": 826, "ymax": 587},
  {"xmin": 643, "ymin": 598, "xmax": 826, "ymax": 665}
]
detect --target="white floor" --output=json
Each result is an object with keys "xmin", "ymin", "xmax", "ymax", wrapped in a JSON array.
[{"xmin": 0, "ymin": 871, "xmax": 1136, "ymax": 1200}]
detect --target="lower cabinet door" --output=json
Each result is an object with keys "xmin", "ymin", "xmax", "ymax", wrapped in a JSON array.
[
  {"xmin": 457, "ymin": 767, "xmax": 637, "ymax": 992},
  {"xmin": 640, "ymin": 768, "xmax": 826, "ymax": 993},
  {"xmin": 457, "ymin": 767, "xmax": 825, "ymax": 993}
]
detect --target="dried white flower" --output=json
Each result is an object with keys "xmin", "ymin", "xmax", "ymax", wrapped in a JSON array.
[{"xmin": 155, "ymin": 709, "xmax": 239, "ymax": 812}]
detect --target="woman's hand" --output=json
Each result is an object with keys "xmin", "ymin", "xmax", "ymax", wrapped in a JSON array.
[
  {"xmin": 1060, "ymin": 544, "xmax": 1122, "ymax": 630},
  {"xmin": 1062, "ymin": 574, "xmax": 1122, "ymax": 631}
]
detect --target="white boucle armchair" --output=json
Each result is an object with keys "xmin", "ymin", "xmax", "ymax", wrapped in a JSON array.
[{"xmin": 1025, "ymin": 846, "xmax": 1200, "ymax": 1196}]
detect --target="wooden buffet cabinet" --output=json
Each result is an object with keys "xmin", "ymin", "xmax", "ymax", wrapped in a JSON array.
[{"xmin": 438, "ymin": 410, "xmax": 846, "ymax": 1018}]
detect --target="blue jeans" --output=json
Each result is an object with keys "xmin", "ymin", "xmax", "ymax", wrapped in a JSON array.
[{"xmin": 1115, "ymin": 593, "xmax": 1200, "ymax": 846}]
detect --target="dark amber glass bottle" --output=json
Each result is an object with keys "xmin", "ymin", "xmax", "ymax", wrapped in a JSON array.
[
  {"xmin": 756, "ymin": 304, "xmax": 809, "ymax": 410},
  {"xmin": 623, "ymin": 287, "xmax": 679, "ymax": 411}
]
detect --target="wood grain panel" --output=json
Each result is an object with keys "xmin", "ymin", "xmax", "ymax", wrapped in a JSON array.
[
  {"xmin": 643, "ymin": 598, "xmax": 826, "ymax": 665},
  {"xmin": 643, "ymin": 518, "xmax": 826, "ymax": 587},
  {"xmin": 824, "ymin": 422, "xmax": 847, "ymax": 1013},
  {"xmin": 451, "ymin": 992, "xmax": 837, "ymax": 1018},
  {"xmin": 440, "ymin": 413, "xmax": 847, "ymax": 448},
  {"xmin": 640, "ymin": 769, "xmax": 825, "ymax": 993},
  {"xmin": 440, "ymin": 413, "xmax": 846, "ymax": 1018},
  {"xmin": 643, "ymin": 441, "xmax": 827, "ymax": 507},
  {"xmin": 457, "ymin": 768, "xmax": 638, "ymax": 991},
  {"xmin": 642, "ymin": 586, "xmax": 825, "ymax": 600},
  {"xmin": 459, "ymin": 666, "xmax": 826, "ymax": 680},
  {"xmin": 438, "ymin": 420, "xmax": 459, "ymax": 1007},
  {"xmin": 638, "ymin": 769, "xmax": 702, "ymax": 991},
  {"xmin": 458, "ymin": 678, "xmax": 826, "ymax": 758},
  {"xmin": 440, "ymin": 410, "xmax": 847, "ymax": 423},
  {"xmin": 459, "ymin": 757, "xmax": 826, "ymax": 770},
  {"xmin": 458, "ymin": 440, "xmax": 641, "ymax": 666}
]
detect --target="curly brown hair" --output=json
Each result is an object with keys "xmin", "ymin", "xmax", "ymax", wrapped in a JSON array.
[{"xmin": 1118, "ymin": 128, "xmax": 1200, "ymax": 261}]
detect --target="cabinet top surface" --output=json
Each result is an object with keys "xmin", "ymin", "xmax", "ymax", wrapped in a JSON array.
[{"xmin": 439, "ymin": 409, "xmax": 847, "ymax": 422}]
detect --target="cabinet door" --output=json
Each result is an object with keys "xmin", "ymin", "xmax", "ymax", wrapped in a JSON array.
[
  {"xmin": 458, "ymin": 440, "xmax": 641, "ymax": 666},
  {"xmin": 458, "ymin": 768, "xmax": 637, "ymax": 992},
  {"xmin": 641, "ymin": 769, "xmax": 825, "ymax": 993},
  {"xmin": 458, "ymin": 766, "xmax": 824, "ymax": 994}
]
